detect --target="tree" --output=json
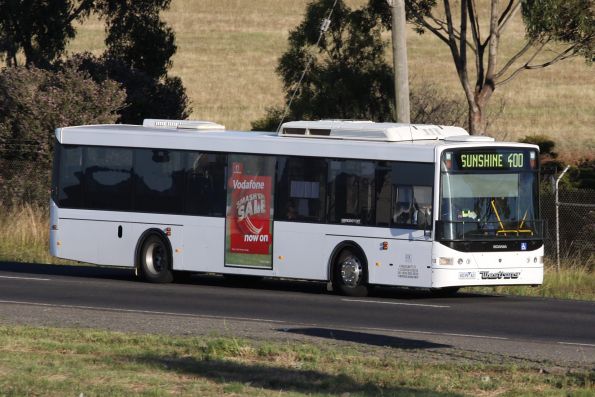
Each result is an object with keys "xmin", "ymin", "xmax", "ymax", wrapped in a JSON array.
[
  {"xmin": 70, "ymin": 53, "xmax": 190, "ymax": 124},
  {"xmin": 99, "ymin": 0, "xmax": 177, "ymax": 80},
  {"xmin": 83, "ymin": 0, "xmax": 190, "ymax": 124},
  {"xmin": 252, "ymin": 0, "xmax": 464, "ymax": 131},
  {"xmin": 0, "ymin": 0, "xmax": 91, "ymax": 68},
  {"xmin": 276, "ymin": 0, "xmax": 394, "ymax": 123},
  {"xmin": 0, "ymin": 0, "xmax": 190, "ymax": 124},
  {"xmin": 396, "ymin": 0, "xmax": 594, "ymax": 134}
]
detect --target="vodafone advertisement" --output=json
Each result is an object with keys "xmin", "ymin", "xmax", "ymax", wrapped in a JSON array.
[{"xmin": 225, "ymin": 158, "xmax": 274, "ymax": 268}]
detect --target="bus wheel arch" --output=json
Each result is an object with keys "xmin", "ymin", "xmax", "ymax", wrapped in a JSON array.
[
  {"xmin": 135, "ymin": 229, "xmax": 174, "ymax": 283},
  {"xmin": 329, "ymin": 242, "xmax": 369, "ymax": 297}
]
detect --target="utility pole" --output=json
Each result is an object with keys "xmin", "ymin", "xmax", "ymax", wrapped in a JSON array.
[{"xmin": 390, "ymin": 0, "xmax": 410, "ymax": 123}]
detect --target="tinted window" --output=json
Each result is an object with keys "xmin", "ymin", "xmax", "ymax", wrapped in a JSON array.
[
  {"xmin": 185, "ymin": 152, "xmax": 227, "ymax": 216},
  {"xmin": 58, "ymin": 145, "xmax": 84, "ymax": 208},
  {"xmin": 84, "ymin": 147, "xmax": 133, "ymax": 211},
  {"xmin": 134, "ymin": 149, "xmax": 184, "ymax": 213},
  {"xmin": 375, "ymin": 161, "xmax": 392, "ymax": 226},
  {"xmin": 328, "ymin": 160, "xmax": 375, "ymax": 226},
  {"xmin": 276, "ymin": 157, "xmax": 327, "ymax": 222},
  {"xmin": 392, "ymin": 162, "xmax": 434, "ymax": 229}
]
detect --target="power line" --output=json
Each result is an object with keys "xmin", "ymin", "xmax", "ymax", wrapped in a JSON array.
[{"xmin": 276, "ymin": 0, "xmax": 339, "ymax": 133}]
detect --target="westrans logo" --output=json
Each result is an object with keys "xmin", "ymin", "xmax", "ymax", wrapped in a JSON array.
[
  {"xmin": 493, "ymin": 244, "xmax": 508, "ymax": 249},
  {"xmin": 480, "ymin": 271, "xmax": 520, "ymax": 280}
]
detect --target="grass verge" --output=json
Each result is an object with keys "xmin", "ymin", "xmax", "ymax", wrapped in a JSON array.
[
  {"xmin": 464, "ymin": 261, "xmax": 595, "ymax": 301},
  {"xmin": 0, "ymin": 325, "xmax": 592, "ymax": 396}
]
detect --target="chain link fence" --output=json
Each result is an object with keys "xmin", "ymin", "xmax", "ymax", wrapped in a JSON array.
[
  {"xmin": 0, "ymin": 158, "xmax": 593, "ymax": 265},
  {"xmin": 541, "ymin": 188, "xmax": 595, "ymax": 263}
]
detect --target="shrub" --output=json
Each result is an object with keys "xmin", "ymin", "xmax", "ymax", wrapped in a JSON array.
[{"xmin": 0, "ymin": 64, "xmax": 126, "ymax": 206}]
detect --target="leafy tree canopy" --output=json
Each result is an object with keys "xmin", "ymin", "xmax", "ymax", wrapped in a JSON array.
[
  {"xmin": 0, "ymin": 0, "xmax": 190, "ymax": 125},
  {"xmin": 253, "ymin": 0, "xmax": 464, "ymax": 131}
]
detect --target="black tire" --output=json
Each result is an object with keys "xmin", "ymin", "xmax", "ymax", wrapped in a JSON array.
[
  {"xmin": 430, "ymin": 286, "xmax": 460, "ymax": 297},
  {"xmin": 139, "ymin": 234, "xmax": 173, "ymax": 283},
  {"xmin": 332, "ymin": 248, "xmax": 368, "ymax": 297}
]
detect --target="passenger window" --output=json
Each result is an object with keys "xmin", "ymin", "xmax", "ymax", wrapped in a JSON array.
[
  {"xmin": 134, "ymin": 149, "xmax": 184, "ymax": 214},
  {"xmin": 276, "ymin": 157, "xmax": 327, "ymax": 222},
  {"xmin": 328, "ymin": 160, "xmax": 375, "ymax": 226},
  {"xmin": 375, "ymin": 162, "xmax": 392, "ymax": 227},
  {"xmin": 84, "ymin": 147, "xmax": 133, "ymax": 211},
  {"xmin": 392, "ymin": 162, "xmax": 434, "ymax": 229},
  {"xmin": 58, "ymin": 145, "xmax": 84, "ymax": 208},
  {"xmin": 185, "ymin": 152, "xmax": 227, "ymax": 216}
]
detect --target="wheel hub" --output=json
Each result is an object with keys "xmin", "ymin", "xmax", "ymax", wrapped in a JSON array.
[
  {"xmin": 145, "ymin": 242, "xmax": 165, "ymax": 274},
  {"xmin": 340, "ymin": 257, "xmax": 362, "ymax": 287}
]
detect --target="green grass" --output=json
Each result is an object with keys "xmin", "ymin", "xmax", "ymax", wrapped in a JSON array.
[
  {"xmin": 0, "ymin": 325, "xmax": 592, "ymax": 396},
  {"xmin": 464, "ymin": 261, "xmax": 595, "ymax": 301}
]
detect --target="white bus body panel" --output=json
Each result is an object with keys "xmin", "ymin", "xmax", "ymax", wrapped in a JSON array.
[
  {"xmin": 431, "ymin": 242, "xmax": 544, "ymax": 288},
  {"xmin": 51, "ymin": 204, "xmax": 185, "ymax": 269},
  {"xmin": 272, "ymin": 222, "xmax": 432, "ymax": 286}
]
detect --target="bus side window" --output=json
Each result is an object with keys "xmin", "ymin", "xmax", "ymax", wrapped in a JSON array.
[
  {"xmin": 84, "ymin": 147, "xmax": 133, "ymax": 211},
  {"xmin": 393, "ymin": 185, "xmax": 414, "ymax": 225},
  {"xmin": 276, "ymin": 156, "xmax": 327, "ymax": 222},
  {"xmin": 327, "ymin": 160, "xmax": 375, "ymax": 226},
  {"xmin": 134, "ymin": 148, "xmax": 184, "ymax": 214},
  {"xmin": 185, "ymin": 152, "xmax": 227, "ymax": 217},
  {"xmin": 391, "ymin": 162, "xmax": 434, "ymax": 229},
  {"xmin": 375, "ymin": 162, "xmax": 392, "ymax": 227},
  {"xmin": 57, "ymin": 145, "xmax": 84, "ymax": 208}
]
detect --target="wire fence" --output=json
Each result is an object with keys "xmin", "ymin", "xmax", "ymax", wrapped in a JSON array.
[
  {"xmin": 541, "ymin": 188, "xmax": 595, "ymax": 262},
  {"xmin": 0, "ymin": 159, "xmax": 593, "ymax": 264}
]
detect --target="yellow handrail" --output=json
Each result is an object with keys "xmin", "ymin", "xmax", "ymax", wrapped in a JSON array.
[{"xmin": 490, "ymin": 199, "xmax": 505, "ymax": 231}]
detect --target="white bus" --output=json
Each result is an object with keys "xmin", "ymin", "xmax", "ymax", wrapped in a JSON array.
[{"xmin": 50, "ymin": 119, "xmax": 544, "ymax": 296}]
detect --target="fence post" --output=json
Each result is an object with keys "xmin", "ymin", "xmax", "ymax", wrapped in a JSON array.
[{"xmin": 555, "ymin": 165, "xmax": 570, "ymax": 272}]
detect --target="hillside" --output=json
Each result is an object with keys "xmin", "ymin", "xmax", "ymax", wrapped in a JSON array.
[{"xmin": 68, "ymin": 0, "xmax": 594, "ymax": 160}]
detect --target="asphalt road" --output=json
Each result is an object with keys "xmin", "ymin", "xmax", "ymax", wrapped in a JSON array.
[{"xmin": 0, "ymin": 261, "xmax": 593, "ymax": 352}]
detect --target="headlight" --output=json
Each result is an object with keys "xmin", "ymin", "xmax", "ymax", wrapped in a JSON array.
[{"xmin": 439, "ymin": 257, "xmax": 453, "ymax": 266}]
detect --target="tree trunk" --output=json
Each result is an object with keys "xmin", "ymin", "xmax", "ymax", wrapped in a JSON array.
[
  {"xmin": 468, "ymin": 103, "xmax": 485, "ymax": 135},
  {"xmin": 467, "ymin": 83, "xmax": 494, "ymax": 135}
]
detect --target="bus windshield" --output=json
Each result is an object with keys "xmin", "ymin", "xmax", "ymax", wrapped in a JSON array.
[{"xmin": 438, "ymin": 148, "xmax": 541, "ymax": 241}]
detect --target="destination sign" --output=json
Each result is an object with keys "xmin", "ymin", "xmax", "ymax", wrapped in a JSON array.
[
  {"xmin": 444, "ymin": 149, "xmax": 535, "ymax": 171},
  {"xmin": 460, "ymin": 152, "xmax": 524, "ymax": 169}
]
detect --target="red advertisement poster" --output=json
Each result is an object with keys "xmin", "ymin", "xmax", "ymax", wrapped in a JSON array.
[{"xmin": 226, "ymin": 160, "xmax": 273, "ymax": 267}]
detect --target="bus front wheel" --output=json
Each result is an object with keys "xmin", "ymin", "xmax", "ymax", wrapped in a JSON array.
[
  {"xmin": 139, "ymin": 234, "xmax": 173, "ymax": 283},
  {"xmin": 333, "ymin": 248, "xmax": 368, "ymax": 297}
]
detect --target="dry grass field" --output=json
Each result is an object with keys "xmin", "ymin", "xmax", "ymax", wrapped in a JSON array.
[{"xmin": 67, "ymin": 0, "xmax": 594, "ymax": 160}]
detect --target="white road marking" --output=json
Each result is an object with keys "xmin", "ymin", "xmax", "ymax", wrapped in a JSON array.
[
  {"xmin": 363, "ymin": 326, "xmax": 509, "ymax": 340},
  {"xmin": 558, "ymin": 342, "xmax": 595, "ymax": 348},
  {"xmin": 343, "ymin": 298, "xmax": 450, "ymax": 308},
  {"xmin": 0, "ymin": 299, "xmax": 286, "ymax": 324},
  {"xmin": 0, "ymin": 275, "xmax": 51, "ymax": 281}
]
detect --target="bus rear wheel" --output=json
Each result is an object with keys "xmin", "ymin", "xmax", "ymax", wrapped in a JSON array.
[
  {"xmin": 139, "ymin": 234, "xmax": 173, "ymax": 283},
  {"xmin": 333, "ymin": 248, "xmax": 368, "ymax": 297}
]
